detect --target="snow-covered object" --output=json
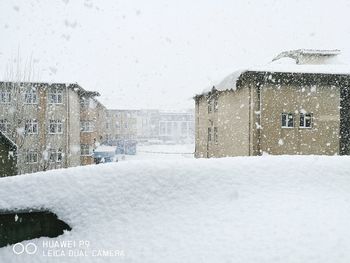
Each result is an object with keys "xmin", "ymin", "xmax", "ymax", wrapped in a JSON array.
[
  {"xmin": 201, "ymin": 69, "xmax": 245, "ymax": 94},
  {"xmin": 198, "ymin": 50, "xmax": 350, "ymax": 96},
  {"xmin": 215, "ymin": 69, "xmax": 246, "ymax": 91},
  {"xmin": 249, "ymin": 62, "xmax": 350, "ymax": 76},
  {"xmin": 1, "ymin": 156, "xmax": 350, "ymax": 262},
  {"xmin": 93, "ymin": 145, "xmax": 116, "ymax": 153},
  {"xmin": 272, "ymin": 49, "xmax": 341, "ymax": 64}
]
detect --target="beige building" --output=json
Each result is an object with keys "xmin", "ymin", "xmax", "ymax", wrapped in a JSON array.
[
  {"xmin": 195, "ymin": 50, "xmax": 350, "ymax": 158},
  {"xmin": 80, "ymin": 96, "xmax": 108, "ymax": 165},
  {"xmin": 0, "ymin": 81, "xmax": 103, "ymax": 175},
  {"xmin": 105, "ymin": 109, "xmax": 194, "ymax": 144},
  {"xmin": 106, "ymin": 109, "xmax": 138, "ymax": 143},
  {"xmin": 158, "ymin": 110, "xmax": 194, "ymax": 143}
]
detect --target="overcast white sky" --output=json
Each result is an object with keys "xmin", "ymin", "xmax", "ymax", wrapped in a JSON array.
[{"xmin": 1, "ymin": 0, "xmax": 350, "ymax": 109}]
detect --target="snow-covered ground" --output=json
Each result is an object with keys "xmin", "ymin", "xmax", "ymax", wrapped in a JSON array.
[{"xmin": 1, "ymin": 156, "xmax": 350, "ymax": 262}]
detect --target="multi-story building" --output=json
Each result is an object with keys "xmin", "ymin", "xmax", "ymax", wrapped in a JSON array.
[
  {"xmin": 136, "ymin": 110, "xmax": 159, "ymax": 142},
  {"xmin": 0, "ymin": 81, "xmax": 103, "ymax": 176},
  {"xmin": 106, "ymin": 109, "xmax": 194, "ymax": 144},
  {"xmin": 194, "ymin": 49, "xmax": 350, "ymax": 158},
  {"xmin": 158, "ymin": 110, "xmax": 194, "ymax": 143},
  {"xmin": 80, "ymin": 96, "xmax": 108, "ymax": 165},
  {"xmin": 106, "ymin": 109, "xmax": 138, "ymax": 143}
]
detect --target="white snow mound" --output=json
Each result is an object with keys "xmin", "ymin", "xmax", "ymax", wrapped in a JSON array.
[{"xmin": 1, "ymin": 156, "xmax": 350, "ymax": 263}]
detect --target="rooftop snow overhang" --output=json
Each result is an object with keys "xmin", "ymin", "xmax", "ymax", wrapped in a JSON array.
[
  {"xmin": 272, "ymin": 49, "xmax": 341, "ymax": 64},
  {"xmin": 68, "ymin": 83, "xmax": 101, "ymax": 97},
  {"xmin": 0, "ymin": 81, "xmax": 100, "ymax": 98},
  {"xmin": 194, "ymin": 65, "xmax": 350, "ymax": 99}
]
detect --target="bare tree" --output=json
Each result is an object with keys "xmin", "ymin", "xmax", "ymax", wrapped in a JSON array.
[{"xmin": 2, "ymin": 50, "xmax": 40, "ymax": 173}]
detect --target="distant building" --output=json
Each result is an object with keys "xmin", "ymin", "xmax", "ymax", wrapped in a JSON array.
[
  {"xmin": 0, "ymin": 81, "xmax": 105, "ymax": 174},
  {"xmin": 80, "ymin": 96, "xmax": 108, "ymax": 165},
  {"xmin": 106, "ymin": 109, "xmax": 194, "ymax": 144},
  {"xmin": 106, "ymin": 109, "xmax": 139, "ymax": 143},
  {"xmin": 194, "ymin": 49, "xmax": 350, "ymax": 157},
  {"xmin": 136, "ymin": 110, "xmax": 160, "ymax": 142},
  {"xmin": 158, "ymin": 110, "xmax": 194, "ymax": 143}
]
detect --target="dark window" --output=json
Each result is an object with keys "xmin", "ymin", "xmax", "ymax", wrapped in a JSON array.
[
  {"xmin": 214, "ymin": 127, "xmax": 218, "ymax": 143},
  {"xmin": 300, "ymin": 113, "xmax": 312, "ymax": 128},
  {"xmin": 281, "ymin": 113, "xmax": 294, "ymax": 128}
]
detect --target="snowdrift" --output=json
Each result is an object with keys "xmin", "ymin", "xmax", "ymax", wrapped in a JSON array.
[{"xmin": 1, "ymin": 156, "xmax": 350, "ymax": 262}]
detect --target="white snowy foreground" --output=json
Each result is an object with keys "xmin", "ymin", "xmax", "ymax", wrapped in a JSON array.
[{"xmin": 1, "ymin": 156, "xmax": 350, "ymax": 262}]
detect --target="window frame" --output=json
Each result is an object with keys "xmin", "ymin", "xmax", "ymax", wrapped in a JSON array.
[
  {"xmin": 281, "ymin": 113, "xmax": 294, "ymax": 128},
  {"xmin": 49, "ymin": 148, "xmax": 63, "ymax": 163},
  {"xmin": 80, "ymin": 144, "xmax": 92, "ymax": 156},
  {"xmin": 24, "ymin": 88, "xmax": 38, "ymax": 104},
  {"xmin": 300, "ymin": 113, "xmax": 313, "ymax": 128},
  {"xmin": 48, "ymin": 87, "xmax": 63, "ymax": 104},
  {"xmin": 214, "ymin": 127, "xmax": 218, "ymax": 143},
  {"xmin": 0, "ymin": 88, "xmax": 11, "ymax": 104},
  {"xmin": 26, "ymin": 150, "xmax": 38, "ymax": 164},
  {"xmin": 25, "ymin": 119, "xmax": 39, "ymax": 135},
  {"xmin": 0, "ymin": 119, "xmax": 11, "ymax": 134},
  {"xmin": 213, "ymin": 98, "xmax": 218, "ymax": 112},
  {"xmin": 80, "ymin": 98, "xmax": 90, "ymax": 109},
  {"xmin": 81, "ymin": 121, "xmax": 94, "ymax": 132},
  {"xmin": 49, "ymin": 120, "xmax": 63, "ymax": 134},
  {"xmin": 208, "ymin": 127, "xmax": 212, "ymax": 142}
]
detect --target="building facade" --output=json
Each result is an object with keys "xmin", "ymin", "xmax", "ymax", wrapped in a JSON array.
[
  {"xmin": 195, "ymin": 50, "xmax": 350, "ymax": 158},
  {"xmin": 106, "ymin": 109, "xmax": 194, "ymax": 144},
  {"xmin": 0, "ymin": 82, "xmax": 104, "ymax": 174},
  {"xmin": 80, "ymin": 96, "xmax": 108, "ymax": 165},
  {"xmin": 106, "ymin": 109, "xmax": 138, "ymax": 143},
  {"xmin": 158, "ymin": 110, "xmax": 194, "ymax": 144}
]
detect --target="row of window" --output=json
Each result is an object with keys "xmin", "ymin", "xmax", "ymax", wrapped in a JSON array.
[
  {"xmin": 205, "ymin": 112, "xmax": 312, "ymax": 144},
  {"xmin": 0, "ymin": 87, "xmax": 63, "ymax": 104},
  {"xmin": 0, "ymin": 120, "xmax": 64, "ymax": 134},
  {"xmin": 81, "ymin": 144, "xmax": 93, "ymax": 156},
  {"xmin": 281, "ymin": 113, "xmax": 312, "ymax": 128},
  {"xmin": 0, "ymin": 120, "xmax": 98, "ymax": 134},
  {"xmin": 23, "ymin": 120, "xmax": 64, "ymax": 134},
  {"xmin": 26, "ymin": 145, "xmax": 96, "ymax": 163},
  {"xmin": 159, "ymin": 121, "xmax": 190, "ymax": 136},
  {"xmin": 81, "ymin": 121, "xmax": 95, "ymax": 132},
  {"xmin": 25, "ymin": 149, "xmax": 63, "ymax": 164}
]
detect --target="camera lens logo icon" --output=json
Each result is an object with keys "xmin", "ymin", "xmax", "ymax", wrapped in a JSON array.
[{"xmin": 13, "ymin": 242, "xmax": 37, "ymax": 255}]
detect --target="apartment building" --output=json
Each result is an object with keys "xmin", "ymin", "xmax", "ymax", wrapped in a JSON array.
[
  {"xmin": 106, "ymin": 109, "xmax": 194, "ymax": 144},
  {"xmin": 80, "ymin": 96, "xmax": 108, "ymax": 165},
  {"xmin": 136, "ymin": 109, "xmax": 159, "ymax": 142},
  {"xmin": 194, "ymin": 49, "xmax": 350, "ymax": 158},
  {"xmin": 105, "ymin": 109, "xmax": 138, "ymax": 143},
  {"xmin": 0, "ymin": 81, "xmax": 102, "ymax": 176},
  {"xmin": 158, "ymin": 110, "xmax": 194, "ymax": 143}
]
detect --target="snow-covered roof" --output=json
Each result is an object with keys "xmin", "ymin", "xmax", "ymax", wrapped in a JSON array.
[
  {"xmin": 0, "ymin": 81, "xmax": 100, "ymax": 97},
  {"xmin": 272, "ymin": 49, "xmax": 341, "ymax": 63},
  {"xmin": 249, "ymin": 62, "xmax": 350, "ymax": 76},
  {"xmin": 0, "ymin": 131, "xmax": 17, "ymax": 148},
  {"xmin": 200, "ymin": 69, "xmax": 246, "ymax": 95},
  {"xmin": 197, "ymin": 49, "xmax": 350, "ymax": 97}
]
